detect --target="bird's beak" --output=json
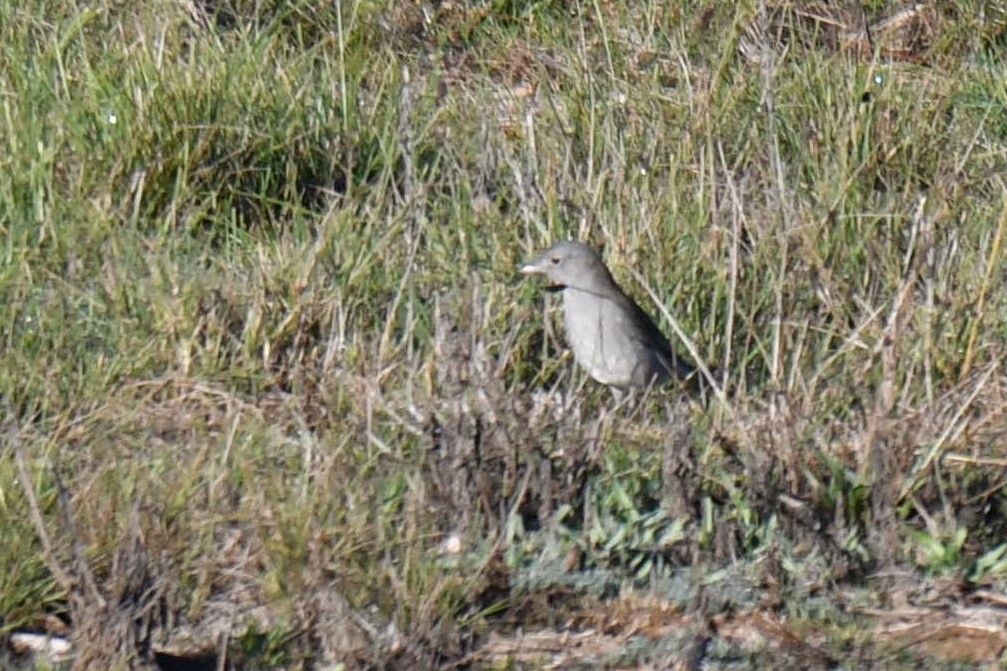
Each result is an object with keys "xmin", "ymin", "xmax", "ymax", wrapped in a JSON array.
[
  {"xmin": 519, "ymin": 262, "xmax": 542, "ymax": 275},
  {"xmin": 519, "ymin": 261, "xmax": 564, "ymax": 292}
]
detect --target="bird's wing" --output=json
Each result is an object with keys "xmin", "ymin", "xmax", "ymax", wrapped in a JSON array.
[{"xmin": 610, "ymin": 289, "xmax": 695, "ymax": 379}]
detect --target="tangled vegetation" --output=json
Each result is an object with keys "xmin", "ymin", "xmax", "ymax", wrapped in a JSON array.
[{"xmin": 2, "ymin": 1, "xmax": 1007, "ymax": 669}]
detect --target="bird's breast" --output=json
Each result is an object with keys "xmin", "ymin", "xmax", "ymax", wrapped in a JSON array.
[{"xmin": 561, "ymin": 289, "xmax": 642, "ymax": 387}]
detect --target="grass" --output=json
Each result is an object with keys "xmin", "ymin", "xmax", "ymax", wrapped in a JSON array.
[{"xmin": 3, "ymin": 0, "xmax": 1007, "ymax": 668}]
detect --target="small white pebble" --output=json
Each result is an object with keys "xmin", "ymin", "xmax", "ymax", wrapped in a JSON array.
[{"xmin": 439, "ymin": 533, "xmax": 463, "ymax": 555}]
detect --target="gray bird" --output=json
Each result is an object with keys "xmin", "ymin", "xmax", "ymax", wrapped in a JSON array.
[{"xmin": 521, "ymin": 241, "xmax": 695, "ymax": 391}]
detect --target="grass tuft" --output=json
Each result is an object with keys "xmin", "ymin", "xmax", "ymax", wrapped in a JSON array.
[{"xmin": 3, "ymin": 0, "xmax": 1007, "ymax": 668}]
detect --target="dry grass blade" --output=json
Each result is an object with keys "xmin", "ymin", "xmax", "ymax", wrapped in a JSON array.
[
  {"xmin": 961, "ymin": 195, "xmax": 1007, "ymax": 378},
  {"xmin": 7, "ymin": 404, "xmax": 74, "ymax": 593},
  {"xmin": 898, "ymin": 361, "xmax": 1001, "ymax": 503}
]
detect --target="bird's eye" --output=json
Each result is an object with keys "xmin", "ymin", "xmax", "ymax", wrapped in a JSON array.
[{"xmin": 550, "ymin": 256, "xmax": 561, "ymax": 265}]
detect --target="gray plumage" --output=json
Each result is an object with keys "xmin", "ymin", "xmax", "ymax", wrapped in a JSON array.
[{"xmin": 521, "ymin": 241, "xmax": 694, "ymax": 390}]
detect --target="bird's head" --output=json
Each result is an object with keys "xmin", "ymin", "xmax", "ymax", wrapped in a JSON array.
[{"xmin": 519, "ymin": 241, "xmax": 614, "ymax": 293}]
